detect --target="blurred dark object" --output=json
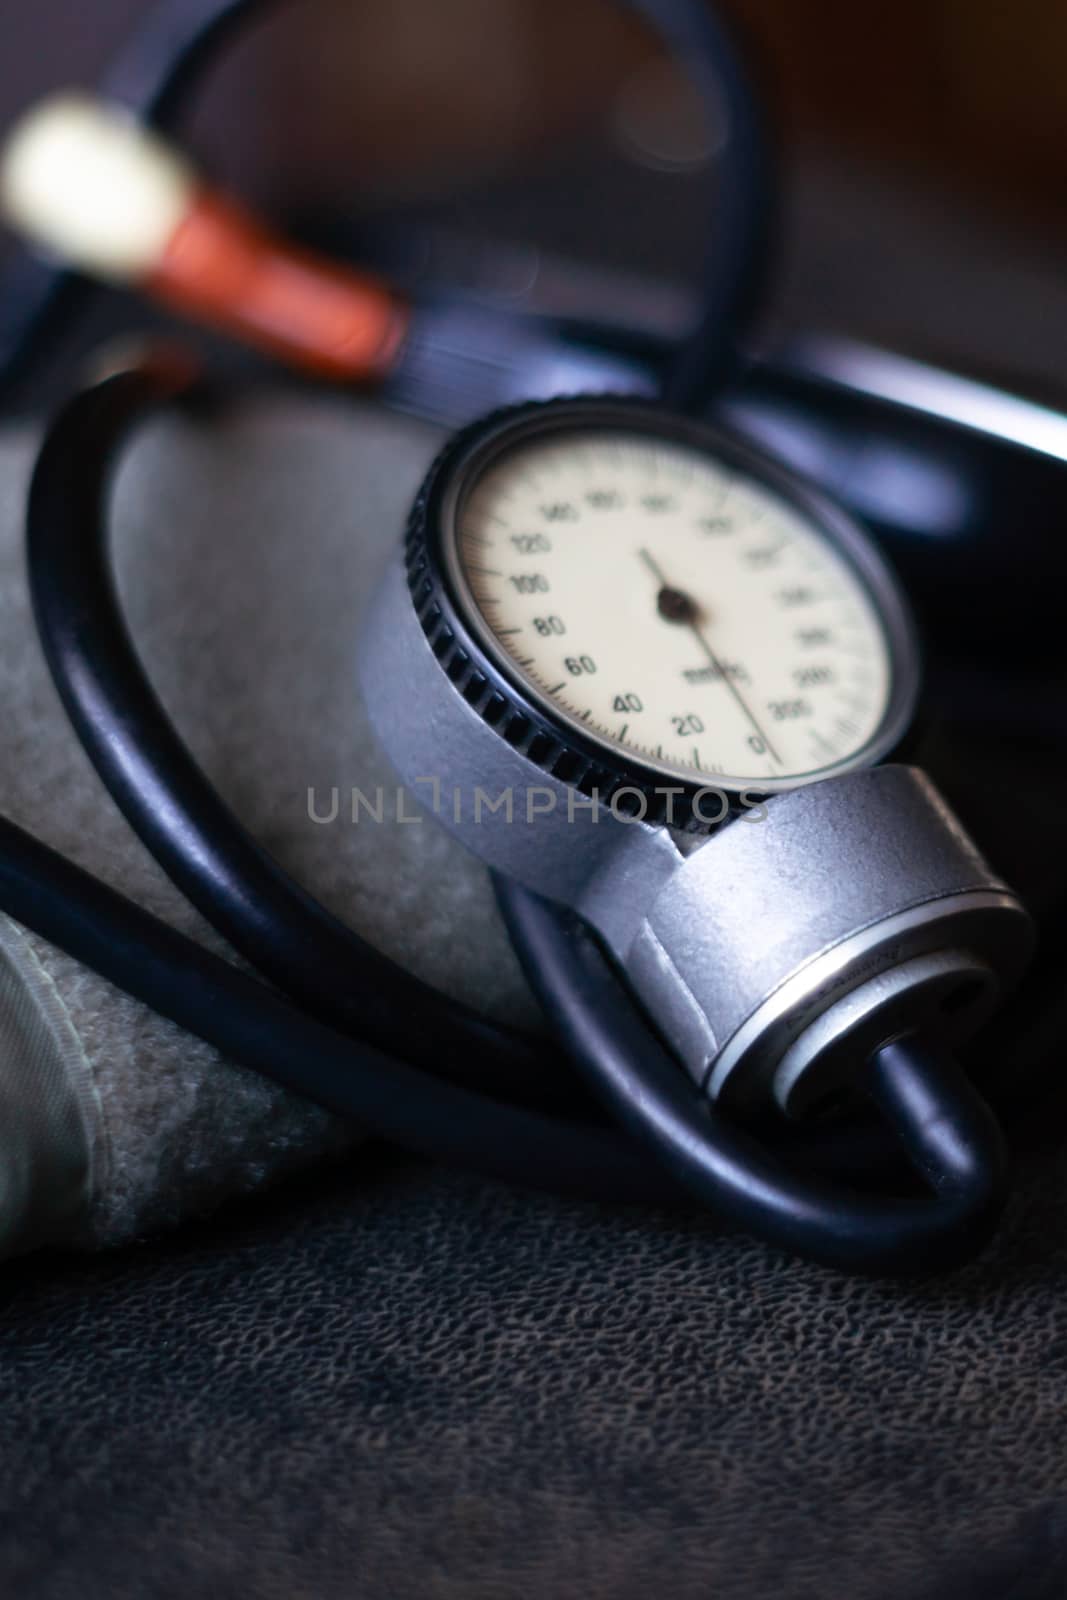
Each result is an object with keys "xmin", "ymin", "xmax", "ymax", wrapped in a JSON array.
[
  {"xmin": 2, "ymin": 0, "xmax": 1066, "ymax": 679},
  {"xmin": 3, "ymin": 0, "xmax": 1066, "ymax": 405}
]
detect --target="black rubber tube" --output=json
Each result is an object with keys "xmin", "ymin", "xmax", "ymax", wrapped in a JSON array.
[
  {"xmin": 0, "ymin": 810, "xmax": 662, "ymax": 1204},
  {"xmin": 25, "ymin": 356, "xmax": 1013, "ymax": 1269},
  {"xmin": 625, "ymin": 0, "xmax": 775, "ymax": 404},
  {"xmin": 495, "ymin": 881, "xmax": 1009, "ymax": 1272},
  {"xmin": 25, "ymin": 359, "xmax": 578, "ymax": 1113},
  {"xmin": 4, "ymin": 0, "xmax": 1015, "ymax": 1268}
]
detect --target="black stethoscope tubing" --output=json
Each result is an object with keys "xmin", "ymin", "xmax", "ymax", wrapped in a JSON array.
[
  {"xmin": 15, "ymin": 359, "xmax": 1003, "ymax": 1272},
  {"xmin": 0, "ymin": 0, "xmax": 1034, "ymax": 1270}
]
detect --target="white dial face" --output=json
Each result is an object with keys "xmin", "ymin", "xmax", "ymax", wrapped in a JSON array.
[{"xmin": 449, "ymin": 428, "xmax": 896, "ymax": 788}]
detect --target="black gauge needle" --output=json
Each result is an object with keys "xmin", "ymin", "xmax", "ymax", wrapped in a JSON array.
[{"xmin": 638, "ymin": 547, "xmax": 783, "ymax": 768}]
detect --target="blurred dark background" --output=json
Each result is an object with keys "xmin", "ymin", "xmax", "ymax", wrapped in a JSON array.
[{"xmin": 1, "ymin": 0, "xmax": 1065, "ymax": 402}]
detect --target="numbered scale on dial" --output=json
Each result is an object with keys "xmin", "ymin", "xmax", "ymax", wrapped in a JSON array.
[{"xmin": 444, "ymin": 419, "xmax": 898, "ymax": 790}]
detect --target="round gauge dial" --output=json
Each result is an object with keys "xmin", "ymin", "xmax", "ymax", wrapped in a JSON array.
[{"xmin": 437, "ymin": 407, "xmax": 917, "ymax": 794}]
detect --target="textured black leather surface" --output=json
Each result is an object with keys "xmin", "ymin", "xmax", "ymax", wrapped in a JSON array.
[{"xmin": 3, "ymin": 1127, "xmax": 1067, "ymax": 1600}]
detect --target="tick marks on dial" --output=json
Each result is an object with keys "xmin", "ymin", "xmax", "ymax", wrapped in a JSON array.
[{"xmin": 454, "ymin": 431, "xmax": 891, "ymax": 788}]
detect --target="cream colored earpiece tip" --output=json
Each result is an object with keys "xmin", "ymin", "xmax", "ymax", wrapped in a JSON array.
[{"xmin": 0, "ymin": 92, "xmax": 195, "ymax": 281}]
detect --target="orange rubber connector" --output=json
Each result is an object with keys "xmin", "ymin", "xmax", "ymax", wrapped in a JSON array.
[{"xmin": 147, "ymin": 189, "xmax": 410, "ymax": 384}]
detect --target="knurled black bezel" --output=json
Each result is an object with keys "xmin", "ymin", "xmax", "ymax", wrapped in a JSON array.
[{"xmin": 404, "ymin": 394, "xmax": 922, "ymax": 833}]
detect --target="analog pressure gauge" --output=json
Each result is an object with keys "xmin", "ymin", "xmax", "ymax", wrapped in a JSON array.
[
  {"xmin": 409, "ymin": 397, "xmax": 918, "ymax": 820},
  {"xmin": 363, "ymin": 397, "xmax": 1028, "ymax": 1119}
]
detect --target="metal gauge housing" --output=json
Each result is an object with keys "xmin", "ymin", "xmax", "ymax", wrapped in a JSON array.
[
  {"xmin": 405, "ymin": 396, "xmax": 921, "ymax": 826},
  {"xmin": 364, "ymin": 394, "xmax": 1030, "ymax": 1119}
]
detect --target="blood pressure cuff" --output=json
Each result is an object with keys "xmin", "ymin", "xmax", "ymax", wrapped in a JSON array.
[{"xmin": 0, "ymin": 394, "xmax": 543, "ymax": 1257}]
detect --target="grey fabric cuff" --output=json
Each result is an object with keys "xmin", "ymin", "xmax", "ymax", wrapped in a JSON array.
[
  {"xmin": 0, "ymin": 396, "xmax": 542, "ymax": 1259},
  {"xmin": 0, "ymin": 915, "xmax": 98, "ymax": 1254}
]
